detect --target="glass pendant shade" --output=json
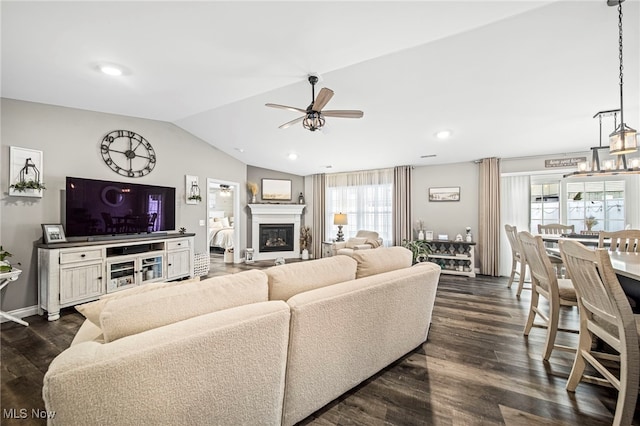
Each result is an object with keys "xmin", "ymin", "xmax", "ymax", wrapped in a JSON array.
[{"xmin": 609, "ymin": 124, "xmax": 638, "ymax": 155}]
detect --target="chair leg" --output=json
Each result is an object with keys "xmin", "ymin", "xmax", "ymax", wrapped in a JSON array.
[
  {"xmin": 523, "ymin": 289, "xmax": 539, "ymax": 336},
  {"xmin": 507, "ymin": 258, "xmax": 517, "ymax": 288},
  {"xmin": 542, "ymin": 297, "xmax": 560, "ymax": 361},
  {"xmin": 612, "ymin": 353, "xmax": 639, "ymax": 426},
  {"xmin": 516, "ymin": 262, "xmax": 526, "ymax": 297}
]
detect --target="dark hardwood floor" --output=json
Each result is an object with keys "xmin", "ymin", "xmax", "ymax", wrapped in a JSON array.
[{"xmin": 2, "ymin": 257, "xmax": 639, "ymax": 425}]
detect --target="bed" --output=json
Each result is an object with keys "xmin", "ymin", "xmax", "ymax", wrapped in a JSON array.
[{"xmin": 209, "ymin": 216, "xmax": 234, "ymax": 250}]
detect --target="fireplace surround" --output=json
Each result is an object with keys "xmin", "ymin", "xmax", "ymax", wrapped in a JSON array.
[{"xmin": 248, "ymin": 204, "xmax": 305, "ymax": 261}]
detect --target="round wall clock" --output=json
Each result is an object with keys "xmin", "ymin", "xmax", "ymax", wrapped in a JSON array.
[{"xmin": 100, "ymin": 130, "xmax": 156, "ymax": 177}]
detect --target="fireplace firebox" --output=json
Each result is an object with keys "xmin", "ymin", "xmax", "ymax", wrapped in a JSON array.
[{"xmin": 259, "ymin": 224, "xmax": 294, "ymax": 252}]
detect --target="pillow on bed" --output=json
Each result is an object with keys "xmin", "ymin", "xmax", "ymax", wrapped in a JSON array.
[
  {"xmin": 214, "ymin": 217, "xmax": 230, "ymax": 228},
  {"xmin": 210, "ymin": 220, "xmax": 223, "ymax": 230}
]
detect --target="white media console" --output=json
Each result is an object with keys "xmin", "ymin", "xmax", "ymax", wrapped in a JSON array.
[{"xmin": 38, "ymin": 233, "xmax": 195, "ymax": 321}]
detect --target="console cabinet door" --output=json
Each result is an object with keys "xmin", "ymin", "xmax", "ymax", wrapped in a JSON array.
[
  {"xmin": 167, "ymin": 249, "xmax": 191, "ymax": 280},
  {"xmin": 59, "ymin": 261, "xmax": 104, "ymax": 304}
]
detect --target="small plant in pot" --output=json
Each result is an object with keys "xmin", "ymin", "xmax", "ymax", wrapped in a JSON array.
[
  {"xmin": 0, "ymin": 246, "xmax": 13, "ymax": 272},
  {"xmin": 300, "ymin": 226, "xmax": 312, "ymax": 260},
  {"xmin": 402, "ymin": 239, "xmax": 433, "ymax": 265}
]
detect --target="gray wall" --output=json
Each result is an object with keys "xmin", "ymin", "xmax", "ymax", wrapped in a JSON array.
[
  {"xmin": 1, "ymin": 99, "xmax": 247, "ymax": 312},
  {"xmin": 412, "ymin": 162, "xmax": 479, "ymax": 243}
]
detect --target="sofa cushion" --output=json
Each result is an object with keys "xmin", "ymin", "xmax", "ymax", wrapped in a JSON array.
[
  {"xmin": 75, "ymin": 277, "xmax": 200, "ymax": 327},
  {"xmin": 99, "ymin": 270, "xmax": 268, "ymax": 342},
  {"xmin": 265, "ymin": 256, "xmax": 357, "ymax": 301},
  {"xmin": 345, "ymin": 237, "xmax": 368, "ymax": 248},
  {"xmin": 351, "ymin": 246, "xmax": 412, "ymax": 279}
]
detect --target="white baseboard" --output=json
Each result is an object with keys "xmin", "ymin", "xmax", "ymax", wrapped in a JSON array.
[{"xmin": 0, "ymin": 305, "xmax": 38, "ymax": 323}]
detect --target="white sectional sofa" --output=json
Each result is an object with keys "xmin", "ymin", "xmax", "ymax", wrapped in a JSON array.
[{"xmin": 42, "ymin": 246, "xmax": 441, "ymax": 425}]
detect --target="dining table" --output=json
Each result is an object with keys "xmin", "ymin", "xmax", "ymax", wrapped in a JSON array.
[{"xmin": 543, "ymin": 237, "xmax": 640, "ymax": 281}]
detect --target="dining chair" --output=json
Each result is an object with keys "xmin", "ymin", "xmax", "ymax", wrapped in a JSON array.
[
  {"xmin": 559, "ymin": 239, "xmax": 639, "ymax": 426},
  {"xmin": 504, "ymin": 225, "xmax": 529, "ymax": 297},
  {"xmin": 518, "ymin": 231, "xmax": 578, "ymax": 361},
  {"xmin": 538, "ymin": 224, "xmax": 575, "ymax": 278},
  {"xmin": 598, "ymin": 229, "xmax": 640, "ymax": 253},
  {"xmin": 538, "ymin": 223, "xmax": 575, "ymax": 235}
]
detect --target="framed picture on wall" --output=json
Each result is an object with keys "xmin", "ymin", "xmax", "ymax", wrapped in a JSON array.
[
  {"xmin": 262, "ymin": 179, "xmax": 292, "ymax": 201},
  {"xmin": 429, "ymin": 187, "xmax": 460, "ymax": 202}
]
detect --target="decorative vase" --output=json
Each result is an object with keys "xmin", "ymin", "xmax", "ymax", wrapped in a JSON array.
[
  {"xmin": 301, "ymin": 249, "xmax": 309, "ymax": 260},
  {"xmin": 466, "ymin": 232, "xmax": 473, "ymax": 243},
  {"xmin": 251, "ymin": 195, "xmax": 256, "ymax": 203},
  {"xmin": 418, "ymin": 230, "xmax": 425, "ymax": 241}
]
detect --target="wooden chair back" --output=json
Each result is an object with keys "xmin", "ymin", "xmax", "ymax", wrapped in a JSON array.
[
  {"xmin": 518, "ymin": 231, "xmax": 557, "ymax": 295},
  {"xmin": 538, "ymin": 223, "xmax": 575, "ymax": 235},
  {"xmin": 559, "ymin": 239, "xmax": 639, "ymax": 426},
  {"xmin": 505, "ymin": 224, "xmax": 521, "ymax": 259},
  {"xmin": 598, "ymin": 229, "xmax": 640, "ymax": 252}
]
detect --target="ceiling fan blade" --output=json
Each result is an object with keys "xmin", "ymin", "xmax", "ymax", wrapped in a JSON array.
[
  {"xmin": 312, "ymin": 88, "xmax": 334, "ymax": 112},
  {"xmin": 321, "ymin": 110, "xmax": 364, "ymax": 119},
  {"xmin": 266, "ymin": 103, "xmax": 307, "ymax": 114},
  {"xmin": 279, "ymin": 116, "xmax": 305, "ymax": 129}
]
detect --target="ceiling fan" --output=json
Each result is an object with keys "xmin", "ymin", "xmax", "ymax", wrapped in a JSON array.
[{"xmin": 265, "ymin": 75, "xmax": 364, "ymax": 131}]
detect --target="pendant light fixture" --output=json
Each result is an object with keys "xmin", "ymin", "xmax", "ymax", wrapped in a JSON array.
[{"xmin": 608, "ymin": 0, "xmax": 637, "ymax": 155}]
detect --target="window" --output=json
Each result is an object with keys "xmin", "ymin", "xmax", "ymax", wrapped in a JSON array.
[
  {"xmin": 530, "ymin": 181, "xmax": 560, "ymax": 232},
  {"xmin": 325, "ymin": 169, "xmax": 393, "ymax": 244},
  {"xmin": 566, "ymin": 181, "xmax": 625, "ymax": 232}
]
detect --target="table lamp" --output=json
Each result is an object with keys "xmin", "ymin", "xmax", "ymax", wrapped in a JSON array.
[{"xmin": 333, "ymin": 213, "xmax": 348, "ymax": 242}]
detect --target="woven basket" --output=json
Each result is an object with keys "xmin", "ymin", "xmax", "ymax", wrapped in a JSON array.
[{"xmin": 193, "ymin": 252, "xmax": 210, "ymax": 277}]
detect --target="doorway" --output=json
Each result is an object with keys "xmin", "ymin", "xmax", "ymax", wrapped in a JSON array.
[{"xmin": 206, "ymin": 178, "xmax": 240, "ymax": 263}]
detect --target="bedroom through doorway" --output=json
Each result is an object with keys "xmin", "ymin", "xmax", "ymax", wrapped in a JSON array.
[{"xmin": 206, "ymin": 178, "xmax": 240, "ymax": 263}]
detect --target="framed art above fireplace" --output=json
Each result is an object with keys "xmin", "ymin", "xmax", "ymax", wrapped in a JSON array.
[{"xmin": 262, "ymin": 179, "xmax": 292, "ymax": 201}]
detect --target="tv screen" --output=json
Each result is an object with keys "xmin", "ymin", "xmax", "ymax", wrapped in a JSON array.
[{"xmin": 65, "ymin": 177, "xmax": 176, "ymax": 238}]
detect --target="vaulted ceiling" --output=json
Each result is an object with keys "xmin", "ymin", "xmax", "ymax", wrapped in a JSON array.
[{"xmin": 2, "ymin": 1, "xmax": 639, "ymax": 176}]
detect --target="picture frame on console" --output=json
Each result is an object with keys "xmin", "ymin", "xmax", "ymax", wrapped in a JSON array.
[
  {"xmin": 261, "ymin": 179, "xmax": 292, "ymax": 201},
  {"xmin": 42, "ymin": 223, "xmax": 67, "ymax": 244}
]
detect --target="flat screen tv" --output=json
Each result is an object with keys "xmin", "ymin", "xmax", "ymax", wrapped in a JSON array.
[{"xmin": 65, "ymin": 177, "xmax": 176, "ymax": 238}]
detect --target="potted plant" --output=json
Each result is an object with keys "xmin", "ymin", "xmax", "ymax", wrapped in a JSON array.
[
  {"xmin": 10, "ymin": 180, "xmax": 46, "ymax": 193},
  {"xmin": 0, "ymin": 246, "xmax": 13, "ymax": 272},
  {"xmin": 300, "ymin": 226, "xmax": 312, "ymax": 260},
  {"xmin": 402, "ymin": 239, "xmax": 433, "ymax": 265},
  {"xmin": 585, "ymin": 216, "xmax": 598, "ymax": 231}
]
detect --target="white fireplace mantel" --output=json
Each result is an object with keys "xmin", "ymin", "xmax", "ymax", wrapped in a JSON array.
[{"xmin": 248, "ymin": 204, "xmax": 306, "ymax": 261}]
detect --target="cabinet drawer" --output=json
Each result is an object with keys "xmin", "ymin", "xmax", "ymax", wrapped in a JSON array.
[
  {"xmin": 60, "ymin": 249, "xmax": 103, "ymax": 264},
  {"xmin": 167, "ymin": 240, "xmax": 190, "ymax": 250}
]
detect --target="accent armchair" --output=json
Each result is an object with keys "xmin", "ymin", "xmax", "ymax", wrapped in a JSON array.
[{"xmin": 332, "ymin": 230, "xmax": 383, "ymax": 257}]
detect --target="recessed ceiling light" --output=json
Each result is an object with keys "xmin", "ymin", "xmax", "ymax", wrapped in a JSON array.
[
  {"xmin": 235, "ymin": 148, "xmax": 245, "ymax": 153},
  {"xmin": 435, "ymin": 130, "xmax": 452, "ymax": 139},
  {"xmin": 99, "ymin": 64, "xmax": 124, "ymax": 76},
  {"xmin": 288, "ymin": 153, "xmax": 298, "ymax": 160}
]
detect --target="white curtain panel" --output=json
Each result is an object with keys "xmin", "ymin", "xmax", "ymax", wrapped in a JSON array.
[
  {"xmin": 499, "ymin": 175, "xmax": 531, "ymax": 277},
  {"xmin": 325, "ymin": 168, "xmax": 393, "ymax": 245}
]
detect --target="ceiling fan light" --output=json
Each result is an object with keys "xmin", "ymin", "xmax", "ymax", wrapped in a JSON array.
[
  {"xmin": 302, "ymin": 112, "xmax": 325, "ymax": 131},
  {"xmin": 609, "ymin": 123, "xmax": 638, "ymax": 155}
]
